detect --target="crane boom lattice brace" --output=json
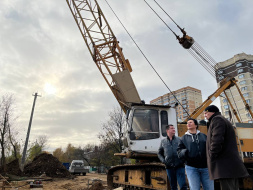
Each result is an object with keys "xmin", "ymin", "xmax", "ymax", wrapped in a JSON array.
[
  {"xmin": 183, "ymin": 77, "xmax": 237, "ymax": 122},
  {"xmin": 184, "ymin": 77, "xmax": 253, "ymax": 122},
  {"xmin": 66, "ymin": 0, "xmax": 141, "ymax": 111}
]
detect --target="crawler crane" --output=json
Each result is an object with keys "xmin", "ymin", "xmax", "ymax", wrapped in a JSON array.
[
  {"xmin": 66, "ymin": 0, "xmax": 176, "ymax": 189},
  {"xmin": 66, "ymin": 0, "xmax": 253, "ymax": 189}
]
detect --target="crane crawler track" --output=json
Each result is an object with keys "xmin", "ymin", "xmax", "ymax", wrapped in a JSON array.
[{"xmin": 107, "ymin": 163, "xmax": 170, "ymax": 190}]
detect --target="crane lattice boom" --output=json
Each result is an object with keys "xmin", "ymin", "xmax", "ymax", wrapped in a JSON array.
[{"xmin": 66, "ymin": 0, "xmax": 141, "ymax": 111}]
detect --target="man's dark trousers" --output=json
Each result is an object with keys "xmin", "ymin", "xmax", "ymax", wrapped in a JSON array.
[{"xmin": 166, "ymin": 167, "xmax": 187, "ymax": 190}]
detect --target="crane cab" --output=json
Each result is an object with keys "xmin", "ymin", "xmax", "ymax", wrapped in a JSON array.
[{"xmin": 122, "ymin": 103, "xmax": 177, "ymax": 158}]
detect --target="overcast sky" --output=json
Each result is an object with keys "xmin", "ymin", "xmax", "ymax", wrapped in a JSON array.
[{"xmin": 1, "ymin": 0, "xmax": 253, "ymax": 152}]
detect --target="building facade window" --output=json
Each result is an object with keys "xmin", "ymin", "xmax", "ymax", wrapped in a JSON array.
[
  {"xmin": 236, "ymin": 63, "xmax": 242, "ymax": 67},
  {"xmin": 241, "ymin": 86, "xmax": 248, "ymax": 91},
  {"xmin": 219, "ymin": 76, "xmax": 224, "ymax": 80},
  {"xmin": 238, "ymin": 74, "xmax": 245, "ymax": 79},
  {"xmin": 217, "ymin": 70, "xmax": 223, "ymax": 74},
  {"xmin": 240, "ymin": 80, "xmax": 246, "ymax": 85},
  {"xmin": 223, "ymin": 99, "xmax": 228, "ymax": 103},
  {"xmin": 238, "ymin": 69, "xmax": 243, "ymax": 74},
  {"xmin": 243, "ymin": 93, "xmax": 249, "ymax": 97},
  {"xmin": 224, "ymin": 105, "xmax": 229, "ymax": 110},
  {"xmin": 246, "ymin": 99, "xmax": 250, "ymax": 104}
]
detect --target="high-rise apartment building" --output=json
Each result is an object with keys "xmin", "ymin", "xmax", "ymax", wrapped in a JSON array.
[
  {"xmin": 150, "ymin": 86, "xmax": 204, "ymax": 121},
  {"xmin": 216, "ymin": 53, "xmax": 253, "ymax": 123}
]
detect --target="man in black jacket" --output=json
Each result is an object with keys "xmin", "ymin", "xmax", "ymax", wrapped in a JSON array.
[
  {"xmin": 177, "ymin": 119, "xmax": 214, "ymax": 190},
  {"xmin": 158, "ymin": 124, "xmax": 187, "ymax": 190},
  {"xmin": 204, "ymin": 105, "xmax": 249, "ymax": 190}
]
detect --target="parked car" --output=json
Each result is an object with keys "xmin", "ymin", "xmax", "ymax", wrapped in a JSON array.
[{"xmin": 69, "ymin": 160, "xmax": 89, "ymax": 175}]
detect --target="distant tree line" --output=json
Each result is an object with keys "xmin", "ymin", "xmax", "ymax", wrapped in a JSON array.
[{"xmin": 52, "ymin": 107, "xmax": 125, "ymax": 168}]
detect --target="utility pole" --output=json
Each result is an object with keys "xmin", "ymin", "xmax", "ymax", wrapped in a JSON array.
[{"xmin": 21, "ymin": 92, "xmax": 41, "ymax": 171}]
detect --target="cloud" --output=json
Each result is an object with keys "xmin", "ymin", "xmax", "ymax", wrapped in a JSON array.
[{"xmin": 0, "ymin": 0, "xmax": 252, "ymax": 152}]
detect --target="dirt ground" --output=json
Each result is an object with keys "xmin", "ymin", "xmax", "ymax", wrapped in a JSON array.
[
  {"xmin": 4, "ymin": 173, "xmax": 107, "ymax": 190},
  {"xmin": 42, "ymin": 173, "xmax": 107, "ymax": 190}
]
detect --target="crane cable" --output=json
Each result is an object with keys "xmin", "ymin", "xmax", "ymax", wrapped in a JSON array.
[
  {"xmin": 147, "ymin": 0, "xmax": 242, "ymax": 82},
  {"xmin": 152, "ymin": 0, "xmax": 184, "ymax": 33},
  {"xmin": 144, "ymin": 0, "xmax": 218, "ymax": 76},
  {"xmin": 104, "ymin": 0, "xmax": 191, "ymax": 117},
  {"xmin": 145, "ymin": 0, "xmax": 246, "ymax": 121},
  {"xmin": 143, "ymin": 0, "xmax": 178, "ymax": 38}
]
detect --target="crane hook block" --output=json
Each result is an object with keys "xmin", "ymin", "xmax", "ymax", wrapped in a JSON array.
[{"xmin": 177, "ymin": 35, "xmax": 195, "ymax": 49}]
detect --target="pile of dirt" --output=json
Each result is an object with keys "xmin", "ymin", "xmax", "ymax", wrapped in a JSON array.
[
  {"xmin": 24, "ymin": 153, "xmax": 72, "ymax": 178},
  {"xmin": 0, "ymin": 159, "xmax": 23, "ymax": 176},
  {"xmin": 89, "ymin": 181, "xmax": 106, "ymax": 190}
]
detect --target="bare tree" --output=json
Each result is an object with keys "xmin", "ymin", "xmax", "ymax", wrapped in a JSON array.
[
  {"xmin": 0, "ymin": 94, "xmax": 15, "ymax": 169},
  {"xmin": 37, "ymin": 135, "xmax": 48, "ymax": 150},
  {"xmin": 89, "ymin": 145, "xmax": 103, "ymax": 167},
  {"xmin": 8, "ymin": 128, "xmax": 20, "ymax": 160},
  {"xmin": 98, "ymin": 107, "xmax": 125, "ymax": 164},
  {"xmin": 27, "ymin": 135, "xmax": 48, "ymax": 162}
]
